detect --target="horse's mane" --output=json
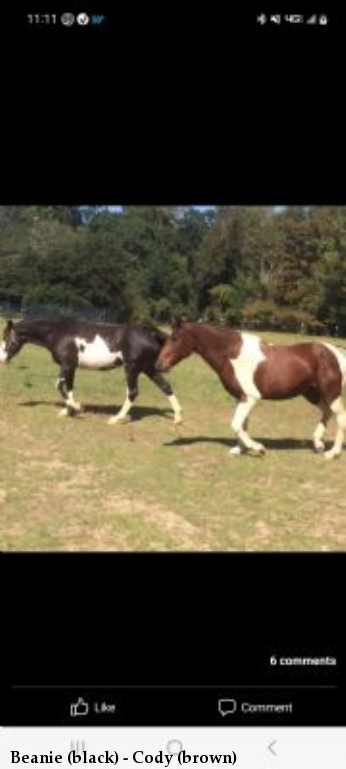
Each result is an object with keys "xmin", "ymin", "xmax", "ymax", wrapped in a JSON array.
[
  {"xmin": 18, "ymin": 316, "xmax": 77, "ymax": 326},
  {"xmin": 202, "ymin": 321, "xmax": 238, "ymax": 333},
  {"xmin": 133, "ymin": 324, "xmax": 168, "ymax": 344},
  {"xmin": 187, "ymin": 320, "xmax": 240, "ymax": 336},
  {"xmin": 151, "ymin": 328, "xmax": 169, "ymax": 344},
  {"xmin": 16, "ymin": 316, "xmax": 55, "ymax": 328}
]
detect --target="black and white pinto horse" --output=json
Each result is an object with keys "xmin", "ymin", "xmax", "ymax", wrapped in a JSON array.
[{"xmin": 0, "ymin": 318, "xmax": 183, "ymax": 424}]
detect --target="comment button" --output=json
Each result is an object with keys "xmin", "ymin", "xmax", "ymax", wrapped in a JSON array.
[{"xmin": 218, "ymin": 698, "xmax": 237, "ymax": 716}]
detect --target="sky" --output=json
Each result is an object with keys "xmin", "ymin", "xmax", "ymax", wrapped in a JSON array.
[{"xmin": 108, "ymin": 205, "xmax": 214, "ymax": 212}]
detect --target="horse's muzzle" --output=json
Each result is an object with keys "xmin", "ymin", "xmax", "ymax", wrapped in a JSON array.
[{"xmin": 155, "ymin": 359, "xmax": 169, "ymax": 373}]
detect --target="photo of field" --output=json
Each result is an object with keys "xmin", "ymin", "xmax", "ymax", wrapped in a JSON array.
[
  {"xmin": 1, "ymin": 205, "xmax": 345, "ymax": 551},
  {"xmin": 1, "ymin": 327, "xmax": 345, "ymax": 552}
]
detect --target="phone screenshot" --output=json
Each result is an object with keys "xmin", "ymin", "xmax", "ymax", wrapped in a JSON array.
[{"xmin": 0, "ymin": 4, "xmax": 345, "ymax": 769}]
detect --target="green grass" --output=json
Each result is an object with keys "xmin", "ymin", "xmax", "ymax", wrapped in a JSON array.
[{"xmin": 0, "ymin": 325, "xmax": 345, "ymax": 551}]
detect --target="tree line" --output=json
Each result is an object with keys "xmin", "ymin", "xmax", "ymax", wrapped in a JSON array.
[{"xmin": 0, "ymin": 205, "xmax": 345, "ymax": 334}]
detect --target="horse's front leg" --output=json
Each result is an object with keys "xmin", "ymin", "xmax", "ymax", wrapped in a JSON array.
[
  {"xmin": 56, "ymin": 367, "xmax": 81, "ymax": 417},
  {"xmin": 108, "ymin": 365, "xmax": 138, "ymax": 425},
  {"xmin": 229, "ymin": 397, "xmax": 265, "ymax": 456},
  {"xmin": 149, "ymin": 372, "xmax": 183, "ymax": 424}
]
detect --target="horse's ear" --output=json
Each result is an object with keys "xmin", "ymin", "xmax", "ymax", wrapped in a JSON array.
[
  {"xmin": 6, "ymin": 319, "xmax": 14, "ymax": 331},
  {"xmin": 171, "ymin": 317, "xmax": 183, "ymax": 331}
]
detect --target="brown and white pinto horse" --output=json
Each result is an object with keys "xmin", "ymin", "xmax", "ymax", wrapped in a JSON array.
[{"xmin": 156, "ymin": 320, "xmax": 346, "ymax": 459}]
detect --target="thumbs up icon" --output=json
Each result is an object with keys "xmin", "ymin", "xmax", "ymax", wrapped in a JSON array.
[{"xmin": 70, "ymin": 697, "xmax": 89, "ymax": 717}]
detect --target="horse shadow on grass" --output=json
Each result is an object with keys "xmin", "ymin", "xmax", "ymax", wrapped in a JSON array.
[
  {"xmin": 82, "ymin": 404, "xmax": 173, "ymax": 421},
  {"xmin": 18, "ymin": 400, "xmax": 173, "ymax": 421},
  {"xmin": 163, "ymin": 435, "xmax": 330, "ymax": 452}
]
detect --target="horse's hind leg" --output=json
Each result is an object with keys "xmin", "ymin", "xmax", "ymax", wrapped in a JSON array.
[
  {"xmin": 324, "ymin": 397, "xmax": 346, "ymax": 460},
  {"xmin": 56, "ymin": 367, "xmax": 81, "ymax": 417},
  {"xmin": 149, "ymin": 372, "xmax": 183, "ymax": 424},
  {"xmin": 108, "ymin": 365, "xmax": 138, "ymax": 425},
  {"xmin": 313, "ymin": 402, "xmax": 332, "ymax": 453},
  {"xmin": 230, "ymin": 397, "xmax": 264, "ymax": 456}
]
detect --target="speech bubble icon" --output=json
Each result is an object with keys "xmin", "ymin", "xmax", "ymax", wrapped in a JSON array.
[{"xmin": 218, "ymin": 698, "xmax": 237, "ymax": 716}]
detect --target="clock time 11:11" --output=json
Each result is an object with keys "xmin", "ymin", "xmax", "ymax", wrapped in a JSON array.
[{"xmin": 27, "ymin": 14, "xmax": 57, "ymax": 25}]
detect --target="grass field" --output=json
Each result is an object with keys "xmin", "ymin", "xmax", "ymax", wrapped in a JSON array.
[{"xmin": 0, "ymin": 324, "xmax": 345, "ymax": 551}]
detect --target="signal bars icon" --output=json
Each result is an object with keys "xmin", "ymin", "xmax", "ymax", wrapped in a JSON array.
[{"xmin": 306, "ymin": 14, "xmax": 328, "ymax": 24}]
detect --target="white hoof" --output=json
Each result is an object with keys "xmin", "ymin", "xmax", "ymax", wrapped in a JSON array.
[
  {"xmin": 59, "ymin": 403, "xmax": 82, "ymax": 418},
  {"xmin": 174, "ymin": 413, "xmax": 183, "ymax": 425},
  {"xmin": 66, "ymin": 401, "xmax": 81, "ymax": 412},
  {"xmin": 248, "ymin": 442, "xmax": 266, "ymax": 455},
  {"xmin": 229, "ymin": 446, "xmax": 243, "ymax": 456},
  {"xmin": 314, "ymin": 441, "xmax": 325, "ymax": 454},
  {"xmin": 324, "ymin": 449, "xmax": 341, "ymax": 460},
  {"xmin": 249, "ymin": 442, "xmax": 266, "ymax": 454},
  {"xmin": 108, "ymin": 415, "xmax": 126, "ymax": 425}
]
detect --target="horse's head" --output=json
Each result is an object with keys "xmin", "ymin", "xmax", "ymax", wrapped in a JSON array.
[
  {"xmin": 0, "ymin": 320, "xmax": 23, "ymax": 363},
  {"xmin": 155, "ymin": 319, "xmax": 194, "ymax": 372}
]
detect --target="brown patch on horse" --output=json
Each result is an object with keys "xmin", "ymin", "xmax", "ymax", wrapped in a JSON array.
[
  {"xmin": 192, "ymin": 325, "xmax": 245, "ymax": 400},
  {"xmin": 254, "ymin": 342, "xmax": 342, "ymax": 402}
]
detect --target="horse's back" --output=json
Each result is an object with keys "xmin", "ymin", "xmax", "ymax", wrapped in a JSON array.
[{"xmin": 121, "ymin": 325, "xmax": 168, "ymax": 372}]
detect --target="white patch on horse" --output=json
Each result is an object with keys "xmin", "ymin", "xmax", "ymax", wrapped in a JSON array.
[
  {"xmin": 66, "ymin": 390, "xmax": 81, "ymax": 411},
  {"xmin": 0, "ymin": 342, "xmax": 8, "ymax": 363},
  {"xmin": 231, "ymin": 333, "xmax": 266, "ymax": 399},
  {"xmin": 168, "ymin": 393, "xmax": 183, "ymax": 424},
  {"xmin": 108, "ymin": 388, "xmax": 132, "ymax": 424},
  {"xmin": 322, "ymin": 343, "xmax": 346, "ymax": 386},
  {"xmin": 75, "ymin": 335, "xmax": 123, "ymax": 370},
  {"xmin": 325, "ymin": 396, "xmax": 346, "ymax": 459}
]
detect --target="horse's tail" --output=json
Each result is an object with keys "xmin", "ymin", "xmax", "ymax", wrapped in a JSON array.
[
  {"xmin": 324, "ymin": 343, "xmax": 346, "ymax": 388},
  {"xmin": 335, "ymin": 346, "xmax": 346, "ymax": 388},
  {"xmin": 339, "ymin": 350, "xmax": 346, "ymax": 389}
]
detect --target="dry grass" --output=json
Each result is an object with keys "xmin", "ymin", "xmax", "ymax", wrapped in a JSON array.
[{"xmin": 0, "ymin": 325, "xmax": 345, "ymax": 551}]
